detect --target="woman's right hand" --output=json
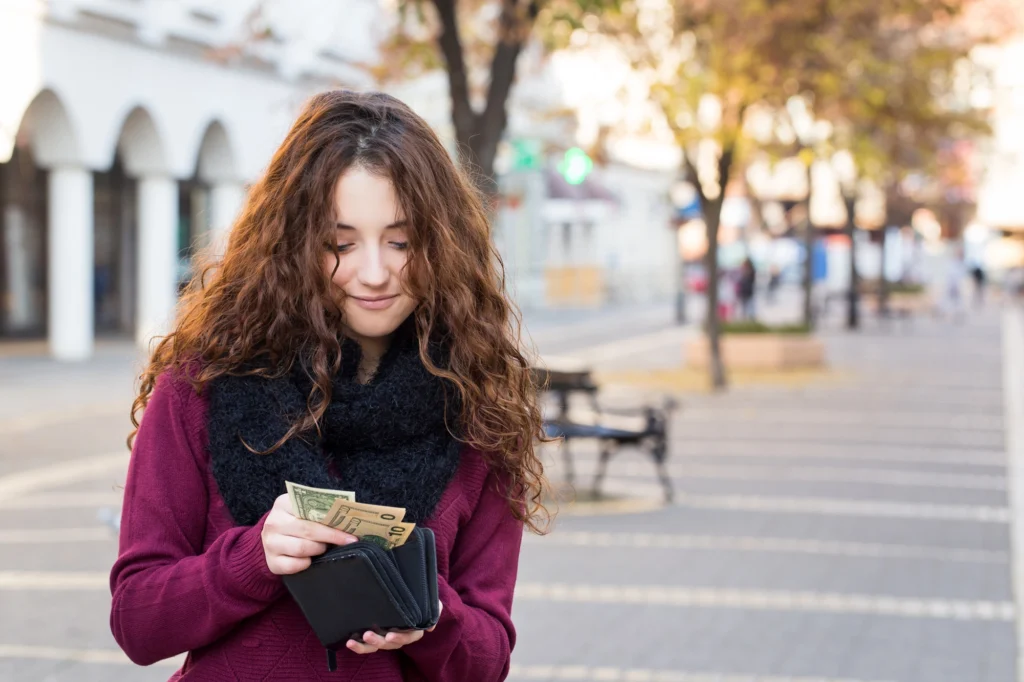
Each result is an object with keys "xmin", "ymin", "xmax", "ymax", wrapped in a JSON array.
[{"xmin": 261, "ymin": 493, "xmax": 358, "ymax": 575}]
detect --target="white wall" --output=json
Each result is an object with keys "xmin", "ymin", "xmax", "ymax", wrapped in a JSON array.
[
  {"xmin": 594, "ymin": 164, "xmax": 677, "ymax": 303},
  {"xmin": 977, "ymin": 38, "xmax": 1024, "ymax": 230}
]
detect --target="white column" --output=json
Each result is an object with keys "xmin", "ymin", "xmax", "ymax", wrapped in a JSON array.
[
  {"xmin": 47, "ymin": 166, "xmax": 94, "ymax": 361},
  {"xmin": 209, "ymin": 181, "xmax": 244, "ymax": 257},
  {"xmin": 136, "ymin": 175, "xmax": 179, "ymax": 350}
]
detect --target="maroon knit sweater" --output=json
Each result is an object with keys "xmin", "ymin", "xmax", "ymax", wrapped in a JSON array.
[{"xmin": 110, "ymin": 375, "xmax": 523, "ymax": 681}]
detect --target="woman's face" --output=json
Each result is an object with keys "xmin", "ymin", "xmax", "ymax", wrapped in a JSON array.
[{"xmin": 325, "ymin": 166, "xmax": 418, "ymax": 346}]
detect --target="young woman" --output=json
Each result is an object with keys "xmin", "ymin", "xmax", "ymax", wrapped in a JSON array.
[{"xmin": 110, "ymin": 90, "xmax": 549, "ymax": 681}]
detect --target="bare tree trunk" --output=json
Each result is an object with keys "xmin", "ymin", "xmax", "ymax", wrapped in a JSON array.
[
  {"xmin": 878, "ymin": 226, "xmax": 889, "ymax": 316},
  {"xmin": 803, "ymin": 161, "xmax": 815, "ymax": 328},
  {"xmin": 844, "ymin": 193, "xmax": 860, "ymax": 330},
  {"xmin": 433, "ymin": 0, "xmax": 538, "ymax": 202},
  {"xmin": 705, "ymin": 203, "xmax": 727, "ymax": 389},
  {"xmin": 686, "ymin": 146, "xmax": 733, "ymax": 391}
]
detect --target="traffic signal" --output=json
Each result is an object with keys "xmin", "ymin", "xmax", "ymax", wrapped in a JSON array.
[{"xmin": 559, "ymin": 147, "xmax": 593, "ymax": 185}]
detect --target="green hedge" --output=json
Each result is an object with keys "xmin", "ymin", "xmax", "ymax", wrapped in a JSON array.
[
  {"xmin": 720, "ymin": 321, "xmax": 812, "ymax": 335},
  {"xmin": 888, "ymin": 282, "xmax": 927, "ymax": 295},
  {"xmin": 860, "ymin": 280, "xmax": 926, "ymax": 295}
]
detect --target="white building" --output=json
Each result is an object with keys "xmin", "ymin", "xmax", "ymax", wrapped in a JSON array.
[
  {"xmin": 0, "ymin": 0, "xmax": 379, "ymax": 359},
  {"xmin": 497, "ymin": 162, "xmax": 677, "ymax": 309},
  {"xmin": 975, "ymin": 34, "xmax": 1024, "ymax": 234}
]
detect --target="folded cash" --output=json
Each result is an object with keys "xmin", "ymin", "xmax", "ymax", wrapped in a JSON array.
[
  {"xmin": 286, "ymin": 481, "xmax": 356, "ymax": 523},
  {"xmin": 326, "ymin": 508, "xmax": 416, "ymax": 550},
  {"xmin": 285, "ymin": 481, "xmax": 414, "ymax": 549}
]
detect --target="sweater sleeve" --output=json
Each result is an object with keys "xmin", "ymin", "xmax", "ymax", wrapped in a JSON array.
[
  {"xmin": 400, "ymin": 468, "xmax": 524, "ymax": 682},
  {"xmin": 109, "ymin": 375, "xmax": 286, "ymax": 666}
]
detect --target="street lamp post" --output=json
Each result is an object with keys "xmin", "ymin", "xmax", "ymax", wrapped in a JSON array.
[
  {"xmin": 786, "ymin": 97, "xmax": 831, "ymax": 329},
  {"xmin": 675, "ymin": 240, "xmax": 686, "ymax": 324},
  {"xmin": 670, "ymin": 181, "xmax": 699, "ymax": 326},
  {"xmin": 832, "ymin": 151, "xmax": 860, "ymax": 330}
]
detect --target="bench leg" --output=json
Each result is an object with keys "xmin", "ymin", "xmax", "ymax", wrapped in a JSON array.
[
  {"xmin": 656, "ymin": 460, "xmax": 674, "ymax": 503},
  {"xmin": 592, "ymin": 441, "xmax": 613, "ymax": 499},
  {"xmin": 651, "ymin": 441, "xmax": 674, "ymax": 503}
]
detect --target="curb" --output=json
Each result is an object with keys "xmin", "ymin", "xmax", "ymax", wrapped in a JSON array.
[{"xmin": 1001, "ymin": 307, "xmax": 1024, "ymax": 681}]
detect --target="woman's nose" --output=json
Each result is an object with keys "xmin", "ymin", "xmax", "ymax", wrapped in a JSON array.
[{"xmin": 357, "ymin": 248, "xmax": 389, "ymax": 287}]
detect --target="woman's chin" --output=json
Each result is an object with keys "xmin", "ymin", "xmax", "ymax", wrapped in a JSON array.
[{"xmin": 343, "ymin": 311, "xmax": 410, "ymax": 341}]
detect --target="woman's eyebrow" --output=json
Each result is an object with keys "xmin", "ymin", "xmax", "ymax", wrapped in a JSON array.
[{"xmin": 335, "ymin": 219, "xmax": 409, "ymax": 230}]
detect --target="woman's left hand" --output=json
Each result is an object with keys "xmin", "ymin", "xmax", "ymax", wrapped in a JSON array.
[
  {"xmin": 347, "ymin": 602, "xmax": 443, "ymax": 654},
  {"xmin": 346, "ymin": 629, "xmax": 423, "ymax": 654}
]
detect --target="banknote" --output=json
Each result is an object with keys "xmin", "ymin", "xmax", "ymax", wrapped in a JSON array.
[
  {"xmin": 285, "ymin": 481, "xmax": 356, "ymax": 523},
  {"xmin": 323, "ymin": 498, "xmax": 407, "ymax": 527},
  {"xmin": 328, "ymin": 509, "xmax": 416, "ymax": 550}
]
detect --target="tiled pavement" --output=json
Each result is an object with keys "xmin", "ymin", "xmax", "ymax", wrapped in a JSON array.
[
  {"xmin": 0, "ymin": 301, "xmax": 1016, "ymax": 681},
  {"xmin": 516, "ymin": 307, "xmax": 1015, "ymax": 682}
]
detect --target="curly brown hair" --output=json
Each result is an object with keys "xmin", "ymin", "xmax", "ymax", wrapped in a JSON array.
[{"xmin": 130, "ymin": 90, "xmax": 551, "ymax": 533}]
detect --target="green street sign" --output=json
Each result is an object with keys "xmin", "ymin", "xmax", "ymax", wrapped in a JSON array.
[
  {"xmin": 559, "ymin": 147, "xmax": 593, "ymax": 185},
  {"xmin": 512, "ymin": 139, "xmax": 542, "ymax": 170}
]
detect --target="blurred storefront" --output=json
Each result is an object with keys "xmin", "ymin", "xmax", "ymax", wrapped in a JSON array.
[{"xmin": 497, "ymin": 160, "xmax": 676, "ymax": 309}]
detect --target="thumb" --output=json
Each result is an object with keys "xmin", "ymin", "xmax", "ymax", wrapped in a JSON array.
[{"xmin": 426, "ymin": 601, "xmax": 443, "ymax": 631}]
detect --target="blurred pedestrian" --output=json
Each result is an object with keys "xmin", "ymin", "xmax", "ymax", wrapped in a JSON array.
[
  {"xmin": 944, "ymin": 246, "xmax": 966, "ymax": 322},
  {"xmin": 110, "ymin": 91, "xmax": 543, "ymax": 681},
  {"xmin": 970, "ymin": 263, "xmax": 986, "ymax": 308},
  {"xmin": 738, "ymin": 258, "xmax": 757, "ymax": 320},
  {"xmin": 717, "ymin": 268, "xmax": 737, "ymax": 321},
  {"xmin": 766, "ymin": 264, "xmax": 782, "ymax": 305}
]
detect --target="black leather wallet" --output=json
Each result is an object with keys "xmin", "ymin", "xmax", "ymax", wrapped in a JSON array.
[{"xmin": 282, "ymin": 526, "xmax": 440, "ymax": 670}]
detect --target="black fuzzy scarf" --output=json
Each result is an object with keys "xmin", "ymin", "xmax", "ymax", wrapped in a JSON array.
[{"xmin": 206, "ymin": 325, "xmax": 462, "ymax": 527}]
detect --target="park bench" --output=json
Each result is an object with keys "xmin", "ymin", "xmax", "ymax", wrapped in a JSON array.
[{"xmin": 531, "ymin": 360, "xmax": 676, "ymax": 502}]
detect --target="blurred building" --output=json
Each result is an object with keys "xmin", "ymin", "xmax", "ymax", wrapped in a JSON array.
[
  {"xmin": 498, "ymin": 161, "xmax": 676, "ymax": 309},
  {"xmin": 491, "ymin": 44, "xmax": 679, "ymax": 310},
  {"xmin": 975, "ymin": 32, "xmax": 1024, "ymax": 234},
  {"xmin": 0, "ymin": 0, "xmax": 378, "ymax": 359}
]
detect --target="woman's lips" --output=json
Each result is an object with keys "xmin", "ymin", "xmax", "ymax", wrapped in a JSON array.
[{"xmin": 350, "ymin": 295, "xmax": 399, "ymax": 310}]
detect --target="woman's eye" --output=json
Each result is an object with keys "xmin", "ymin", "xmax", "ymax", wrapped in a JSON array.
[
  {"xmin": 390, "ymin": 241, "xmax": 409, "ymax": 251},
  {"xmin": 329, "ymin": 243, "xmax": 353, "ymax": 253}
]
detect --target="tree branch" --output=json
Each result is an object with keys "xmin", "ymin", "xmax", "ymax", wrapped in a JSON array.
[
  {"xmin": 432, "ymin": 0, "xmax": 478, "ymax": 154},
  {"xmin": 682, "ymin": 151, "xmax": 708, "ymax": 214},
  {"xmin": 475, "ymin": 0, "xmax": 539, "ymax": 174}
]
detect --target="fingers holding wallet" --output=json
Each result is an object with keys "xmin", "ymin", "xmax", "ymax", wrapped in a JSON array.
[
  {"xmin": 347, "ymin": 600, "xmax": 442, "ymax": 654},
  {"xmin": 347, "ymin": 629, "xmax": 424, "ymax": 654}
]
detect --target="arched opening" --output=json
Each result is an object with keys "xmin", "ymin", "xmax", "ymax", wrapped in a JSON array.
[
  {"xmin": 180, "ymin": 120, "xmax": 240, "ymax": 287},
  {"xmin": 92, "ymin": 102, "xmax": 171, "ymax": 339},
  {"xmin": 92, "ymin": 153, "xmax": 137, "ymax": 335},
  {"xmin": 0, "ymin": 145, "xmax": 48, "ymax": 338},
  {"xmin": 0, "ymin": 88, "xmax": 79, "ymax": 343}
]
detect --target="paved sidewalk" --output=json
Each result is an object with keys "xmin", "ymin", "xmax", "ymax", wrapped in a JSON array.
[{"xmin": 519, "ymin": 307, "xmax": 1013, "ymax": 681}]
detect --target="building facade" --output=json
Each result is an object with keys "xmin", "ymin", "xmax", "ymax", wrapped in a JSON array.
[{"xmin": 0, "ymin": 0, "xmax": 378, "ymax": 359}]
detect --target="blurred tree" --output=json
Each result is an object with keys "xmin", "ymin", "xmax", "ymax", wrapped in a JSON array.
[
  {"xmin": 801, "ymin": 0, "xmax": 997, "ymax": 328},
  {"xmin": 584, "ymin": 1, "xmax": 827, "ymax": 389},
  {"xmin": 577, "ymin": 0, "xmax": 1000, "ymax": 386},
  {"xmin": 378, "ymin": 1, "xmax": 615, "ymax": 201}
]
